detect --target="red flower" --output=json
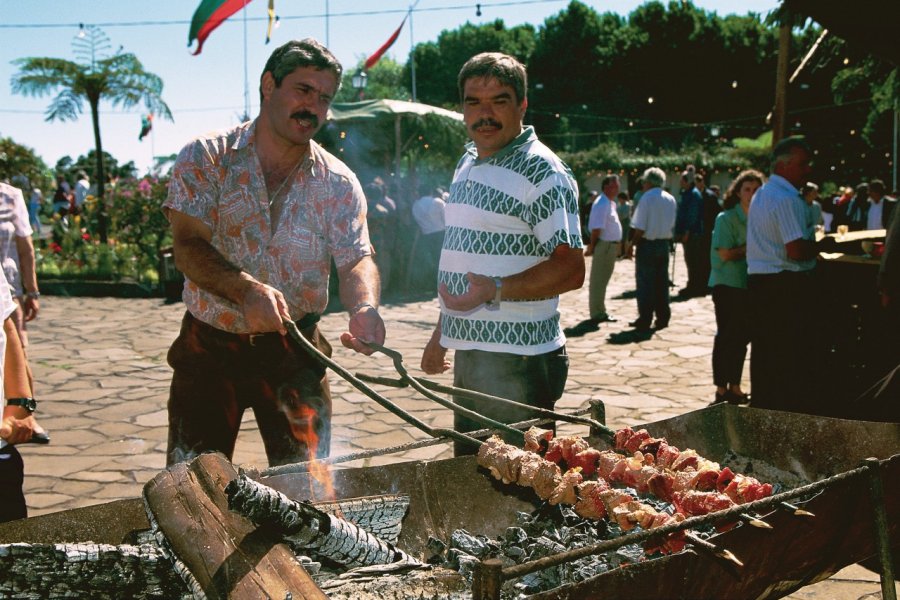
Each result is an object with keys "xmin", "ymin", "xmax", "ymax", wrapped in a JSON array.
[
  {"xmin": 49, "ymin": 242, "xmax": 62, "ymax": 254},
  {"xmin": 82, "ymin": 233, "xmax": 91, "ymax": 241}
]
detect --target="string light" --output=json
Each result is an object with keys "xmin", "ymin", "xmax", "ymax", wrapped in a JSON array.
[
  {"xmin": 77, "ymin": 23, "xmax": 86, "ymax": 38},
  {"xmin": 476, "ymin": 3, "xmax": 482, "ymax": 16},
  {"xmin": 731, "ymin": 80, "xmax": 738, "ymax": 89},
  {"xmin": 647, "ymin": 97, "xmax": 654, "ymax": 104}
]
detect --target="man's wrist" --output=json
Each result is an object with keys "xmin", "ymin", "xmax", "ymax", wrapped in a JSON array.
[
  {"xmin": 485, "ymin": 277, "xmax": 503, "ymax": 307},
  {"xmin": 350, "ymin": 301, "xmax": 377, "ymax": 316},
  {"xmin": 24, "ymin": 290, "xmax": 40, "ymax": 300}
]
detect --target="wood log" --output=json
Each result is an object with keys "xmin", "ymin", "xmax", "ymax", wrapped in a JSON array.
[{"xmin": 143, "ymin": 453, "xmax": 326, "ymax": 600}]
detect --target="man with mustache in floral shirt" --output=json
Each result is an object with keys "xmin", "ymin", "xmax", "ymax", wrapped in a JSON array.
[{"xmin": 163, "ymin": 39, "xmax": 384, "ymax": 467}]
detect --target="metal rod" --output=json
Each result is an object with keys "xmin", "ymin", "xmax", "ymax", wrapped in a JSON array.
[
  {"xmin": 282, "ymin": 320, "xmax": 482, "ymax": 451},
  {"xmin": 356, "ymin": 370, "xmax": 613, "ymax": 438},
  {"xmin": 501, "ymin": 459, "xmax": 885, "ymax": 581},
  {"xmin": 865, "ymin": 457, "xmax": 898, "ymax": 600},
  {"xmin": 260, "ymin": 413, "xmax": 564, "ymax": 478},
  {"xmin": 364, "ymin": 342, "xmax": 526, "ymax": 445}
]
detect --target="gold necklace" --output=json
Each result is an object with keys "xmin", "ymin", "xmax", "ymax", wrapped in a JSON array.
[{"xmin": 268, "ymin": 156, "xmax": 305, "ymax": 208}]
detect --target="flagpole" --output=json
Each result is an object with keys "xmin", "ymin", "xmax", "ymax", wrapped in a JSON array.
[
  {"xmin": 409, "ymin": 0, "xmax": 422, "ymax": 102},
  {"xmin": 325, "ymin": 0, "xmax": 330, "ymax": 47},
  {"xmin": 243, "ymin": 0, "xmax": 250, "ymax": 120}
]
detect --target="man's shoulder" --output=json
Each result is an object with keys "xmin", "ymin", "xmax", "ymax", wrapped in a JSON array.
[{"xmin": 176, "ymin": 122, "xmax": 247, "ymax": 161}]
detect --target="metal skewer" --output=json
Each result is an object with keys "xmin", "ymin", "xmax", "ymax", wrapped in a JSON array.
[
  {"xmin": 684, "ymin": 532, "xmax": 744, "ymax": 568},
  {"xmin": 738, "ymin": 513, "xmax": 773, "ymax": 529},
  {"xmin": 780, "ymin": 501, "xmax": 815, "ymax": 517}
]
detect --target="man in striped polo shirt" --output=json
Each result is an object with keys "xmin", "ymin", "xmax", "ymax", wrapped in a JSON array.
[
  {"xmin": 420, "ymin": 52, "xmax": 585, "ymax": 456},
  {"xmin": 746, "ymin": 136, "xmax": 820, "ymax": 413}
]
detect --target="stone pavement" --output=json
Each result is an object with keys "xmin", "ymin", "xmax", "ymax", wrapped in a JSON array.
[{"xmin": 16, "ymin": 255, "xmax": 895, "ymax": 598}]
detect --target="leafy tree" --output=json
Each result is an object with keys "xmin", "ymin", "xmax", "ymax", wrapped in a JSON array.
[
  {"xmin": 56, "ymin": 150, "xmax": 137, "ymax": 185},
  {"xmin": 0, "ymin": 136, "xmax": 53, "ymax": 195},
  {"xmin": 408, "ymin": 20, "xmax": 537, "ymax": 108},
  {"xmin": 335, "ymin": 58, "xmax": 411, "ymax": 103},
  {"xmin": 11, "ymin": 26, "xmax": 172, "ymax": 242}
]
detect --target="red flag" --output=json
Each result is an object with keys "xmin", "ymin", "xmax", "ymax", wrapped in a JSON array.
[
  {"xmin": 188, "ymin": 0, "xmax": 252, "ymax": 56},
  {"xmin": 364, "ymin": 16, "xmax": 407, "ymax": 70}
]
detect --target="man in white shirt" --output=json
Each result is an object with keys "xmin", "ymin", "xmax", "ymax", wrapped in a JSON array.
[
  {"xmin": 73, "ymin": 171, "xmax": 90, "ymax": 214},
  {"xmin": 411, "ymin": 186, "xmax": 447, "ymax": 288},
  {"xmin": 628, "ymin": 167, "xmax": 677, "ymax": 331},
  {"xmin": 866, "ymin": 179, "xmax": 896, "ymax": 231},
  {"xmin": 746, "ymin": 136, "xmax": 819, "ymax": 412},
  {"xmin": 584, "ymin": 176, "xmax": 623, "ymax": 324}
]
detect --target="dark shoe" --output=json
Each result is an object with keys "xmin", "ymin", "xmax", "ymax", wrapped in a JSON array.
[
  {"xmin": 724, "ymin": 390, "xmax": 750, "ymax": 405},
  {"xmin": 593, "ymin": 313, "xmax": 618, "ymax": 323},
  {"xmin": 710, "ymin": 392, "xmax": 727, "ymax": 406},
  {"xmin": 653, "ymin": 320, "xmax": 669, "ymax": 330},
  {"xmin": 629, "ymin": 319, "xmax": 652, "ymax": 331}
]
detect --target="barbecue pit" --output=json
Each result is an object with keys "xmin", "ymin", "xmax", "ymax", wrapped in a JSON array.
[{"xmin": 0, "ymin": 404, "xmax": 896, "ymax": 599}]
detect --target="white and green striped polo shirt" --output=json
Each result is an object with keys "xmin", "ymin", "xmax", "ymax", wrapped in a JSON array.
[{"xmin": 438, "ymin": 126, "xmax": 583, "ymax": 355}]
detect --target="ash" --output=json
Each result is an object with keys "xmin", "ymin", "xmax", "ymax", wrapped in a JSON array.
[
  {"xmin": 721, "ymin": 451, "xmax": 808, "ymax": 491},
  {"xmin": 431, "ymin": 496, "xmax": 666, "ymax": 598}
]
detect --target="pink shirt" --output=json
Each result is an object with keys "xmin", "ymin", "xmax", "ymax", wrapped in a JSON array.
[{"xmin": 164, "ymin": 120, "xmax": 371, "ymax": 333}]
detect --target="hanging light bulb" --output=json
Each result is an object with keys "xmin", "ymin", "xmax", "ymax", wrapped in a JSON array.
[
  {"xmin": 274, "ymin": 15, "xmax": 281, "ymax": 29},
  {"xmin": 78, "ymin": 23, "xmax": 86, "ymax": 38},
  {"xmin": 476, "ymin": 3, "xmax": 482, "ymax": 17}
]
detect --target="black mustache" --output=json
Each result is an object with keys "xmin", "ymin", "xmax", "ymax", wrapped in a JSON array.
[
  {"xmin": 471, "ymin": 118, "xmax": 502, "ymax": 130},
  {"xmin": 290, "ymin": 111, "xmax": 319, "ymax": 128}
]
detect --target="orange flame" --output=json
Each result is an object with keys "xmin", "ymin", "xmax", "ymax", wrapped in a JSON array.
[{"xmin": 288, "ymin": 404, "xmax": 337, "ymax": 503}]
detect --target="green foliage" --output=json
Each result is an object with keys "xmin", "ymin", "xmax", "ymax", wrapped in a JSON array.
[
  {"xmin": 36, "ymin": 176, "xmax": 171, "ymax": 283},
  {"xmin": 409, "ymin": 19, "xmax": 537, "ymax": 108},
  {"xmin": 335, "ymin": 58, "xmax": 411, "ymax": 103},
  {"xmin": 11, "ymin": 25, "xmax": 172, "ymax": 241},
  {"xmin": 0, "ymin": 136, "xmax": 53, "ymax": 194}
]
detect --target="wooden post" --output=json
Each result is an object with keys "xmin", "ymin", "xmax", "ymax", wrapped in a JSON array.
[
  {"xmin": 772, "ymin": 17, "xmax": 792, "ymax": 147},
  {"xmin": 472, "ymin": 557, "xmax": 504, "ymax": 600},
  {"xmin": 143, "ymin": 453, "xmax": 326, "ymax": 600}
]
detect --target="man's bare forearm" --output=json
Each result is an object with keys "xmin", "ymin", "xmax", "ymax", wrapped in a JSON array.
[
  {"xmin": 337, "ymin": 255, "xmax": 381, "ymax": 311},
  {"xmin": 174, "ymin": 237, "xmax": 257, "ymax": 305}
]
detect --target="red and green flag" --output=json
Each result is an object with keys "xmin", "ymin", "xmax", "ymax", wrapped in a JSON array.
[
  {"xmin": 188, "ymin": 0, "xmax": 253, "ymax": 55},
  {"xmin": 139, "ymin": 114, "xmax": 153, "ymax": 141}
]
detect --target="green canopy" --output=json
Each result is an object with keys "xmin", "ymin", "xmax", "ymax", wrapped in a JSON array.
[{"xmin": 327, "ymin": 99, "xmax": 463, "ymax": 123}]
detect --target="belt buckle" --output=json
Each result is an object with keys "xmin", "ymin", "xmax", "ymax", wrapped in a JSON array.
[{"xmin": 248, "ymin": 333, "xmax": 264, "ymax": 346}]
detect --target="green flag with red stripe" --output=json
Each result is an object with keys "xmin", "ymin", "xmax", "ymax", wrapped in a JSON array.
[{"xmin": 188, "ymin": 0, "xmax": 252, "ymax": 55}]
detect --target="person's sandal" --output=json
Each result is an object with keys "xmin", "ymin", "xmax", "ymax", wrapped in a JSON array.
[{"xmin": 724, "ymin": 390, "xmax": 750, "ymax": 405}]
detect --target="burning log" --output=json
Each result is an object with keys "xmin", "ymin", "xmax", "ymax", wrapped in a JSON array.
[
  {"xmin": 312, "ymin": 495, "xmax": 410, "ymax": 545},
  {"xmin": 143, "ymin": 453, "xmax": 326, "ymax": 600},
  {"xmin": 226, "ymin": 474, "xmax": 423, "ymax": 570}
]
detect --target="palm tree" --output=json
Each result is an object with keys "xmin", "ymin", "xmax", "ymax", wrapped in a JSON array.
[{"xmin": 11, "ymin": 26, "xmax": 172, "ymax": 243}]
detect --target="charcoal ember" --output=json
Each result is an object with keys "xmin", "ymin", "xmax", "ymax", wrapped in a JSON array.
[
  {"xmin": 504, "ymin": 527, "xmax": 528, "ymax": 545},
  {"xmin": 296, "ymin": 555, "xmax": 322, "ymax": 575},
  {"xmin": 449, "ymin": 529, "xmax": 494, "ymax": 558},
  {"xmin": 527, "ymin": 535, "xmax": 566, "ymax": 559},
  {"xmin": 425, "ymin": 536, "xmax": 447, "ymax": 557},
  {"xmin": 505, "ymin": 546, "xmax": 526, "ymax": 559}
]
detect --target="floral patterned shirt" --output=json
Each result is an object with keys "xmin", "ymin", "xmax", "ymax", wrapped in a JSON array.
[{"xmin": 164, "ymin": 120, "xmax": 371, "ymax": 333}]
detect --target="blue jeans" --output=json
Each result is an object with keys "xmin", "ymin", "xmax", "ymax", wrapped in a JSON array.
[
  {"xmin": 452, "ymin": 347, "xmax": 569, "ymax": 456},
  {"xmin": 635, "ymin": 239, "xmax": 671, "ymax": 326}
]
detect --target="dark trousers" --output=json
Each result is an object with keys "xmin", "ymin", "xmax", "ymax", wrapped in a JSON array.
[
  {"xmin": 635, "ymin": 239, "xmax": 671, "ymax": 326},
  {"xmin": 711, "ymin": 285, "xmax": 751, "ymax": 388},
  {"xmin": 683, "ymin": 234, "xmax": 707, "ymax": 293},
  {"xmin": 166, "ymin": 312, "xmax": 332, "ymax": 467},
  {"xmin": 0, "ymin": 445, "xmax": 26, "ymax": 523},
  {"xmin": 452, "ymin": 347, "xmax": 569, "ymax": 456},
  {"xmin": 748, "ymin": 271, "xmax": 817, "ymax": 413}
]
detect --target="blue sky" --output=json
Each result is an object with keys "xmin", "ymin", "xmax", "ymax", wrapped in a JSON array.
[{"xmin": 1, "ymin": 0, "xmax": 781, "ymax": 178}]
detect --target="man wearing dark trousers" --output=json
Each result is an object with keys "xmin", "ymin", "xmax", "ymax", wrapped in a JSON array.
[{"xmin": 746, "ymin": 136, "xmax": 819, "ymax": 413}]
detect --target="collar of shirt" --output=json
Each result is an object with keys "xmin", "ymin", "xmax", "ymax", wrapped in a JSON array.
[
  {"xmin": 232, "ymin": 119, "xmax": 319, "ymax": 176},
  {"xmin": 767, "ymin": 173, "xmax": 800, "ymax": 198},
  {"xmin": 464, "ymin": 125, "xmax": 537, "ymax": 164}
]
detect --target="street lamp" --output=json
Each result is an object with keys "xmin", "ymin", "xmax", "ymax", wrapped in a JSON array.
[{"xmin": 351, "ymin": 70, "xmax": 367, "ymax": 101}]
